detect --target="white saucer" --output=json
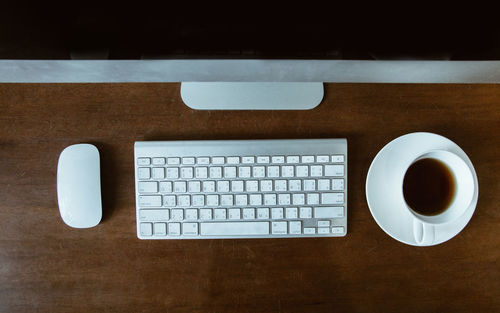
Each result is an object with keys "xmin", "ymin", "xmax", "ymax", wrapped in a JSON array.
[{"xmin": 365, "ymin": 132, "xmax": 479, "ymax": 246}]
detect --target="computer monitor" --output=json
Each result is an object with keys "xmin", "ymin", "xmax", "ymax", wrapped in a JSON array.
[{"xmin": 2, "ymin": 5, "xmax": 500, "ymax": 109}]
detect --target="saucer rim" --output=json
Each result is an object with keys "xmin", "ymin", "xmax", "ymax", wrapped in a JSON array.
[{"xmin": 365, "ymin": 132, "xmax": 479, "ymax": 246}]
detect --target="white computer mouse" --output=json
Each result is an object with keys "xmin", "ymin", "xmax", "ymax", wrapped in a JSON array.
[{"xmin": 57, "ymin": 144, "xmax": 102, "ymax": 228}]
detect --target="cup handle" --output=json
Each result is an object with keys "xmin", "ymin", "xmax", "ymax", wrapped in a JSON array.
[{"xmin": 413, "ymin": 219, "xmax": 435, "ymax": 245}]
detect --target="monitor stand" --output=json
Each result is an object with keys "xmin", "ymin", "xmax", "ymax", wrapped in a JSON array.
[{"xmin": 180, "ymin": 82, "xmax": 324, "ymax": 110}]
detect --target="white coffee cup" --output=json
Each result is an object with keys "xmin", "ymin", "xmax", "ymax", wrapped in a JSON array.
[{"xmin": 397, "ymin": 150, "xmax": 475, "ymax": 245}]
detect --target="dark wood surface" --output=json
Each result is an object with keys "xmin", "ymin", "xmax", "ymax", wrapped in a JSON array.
[{"xmin": 0, "ymin": 83, "xmax": 499, "ymax": 313}]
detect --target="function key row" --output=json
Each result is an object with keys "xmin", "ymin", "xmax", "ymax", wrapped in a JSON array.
[
  {"xmin": 137, "ymin": 164, "xmax": 344, "ymax": 180},
  {"xmin": 137, "ymin": 155, "xmax": 345, "ymax": 166}
]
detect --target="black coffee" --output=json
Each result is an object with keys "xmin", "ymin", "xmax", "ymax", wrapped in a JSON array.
[{"xmin": 403, "ymin": 158, "xmax": 456, "ymax": 216}]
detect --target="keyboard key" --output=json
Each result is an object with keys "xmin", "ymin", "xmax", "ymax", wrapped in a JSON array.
[
  {"xmin": 196, "ymin": 157, "xmax": 210, "ymax": 165},
  {"xmin": 188, "ymin": 181, "xmax": 201, "ymax": 193},
  {"xmin": 332, "ymin": 226, "xmax": 345, "ymax": 234},
  {"xmin": 206, "ymin": 194, "xmax": 219, "ymax": 206},
  {"xmin": 168, "ymin": 223, "xmax": 181, "ymax": 235},
  {"xmin": 278, "ymin": 194, "xmax": 291, "ymax": 205},
  {"xmin": 228, "ymin": 208, "xmax": 241, "ymax": 219},
  {"xmin": 299, "ymin": 207, "xmax": 312, "ymax": 218},
  {"xmin": 282, "ymin": 166, "xmax": 294, "ymax": 177},
  {"xmin": 231, "ymin": 180, "xmax": 244, "ymax": 192},
  {"xmin": 212, "ymin": 157, "xmax": 225, "ymax": 164},
  {"xmin": 325, "ymin": 165, "xmax": 344, "ymax": 177},
  {"xmin": 321, "ymin": 193, "xmax": 344, "ymax": 205},
  {"xmin": 227, "ymin": 156, "xmax": 240, "ymax": 164},
  {"xmin": 235, "ymin": 194, "xmax": 248, "ymax": 206},
  {"xmin": 257, "ymin": 156, "xmax": 270, "ymax": 163},
  {"xmin": 170, "ymin": 209, "xmax": 184, "ymax": 221},
  {"xmin": 192, "ymin": 195, "xmax": 205, "ymax": 206},
  {"xmin": 302, "ymin": 156, "xmax": 314, "ymax": 163},
  {"xmin": 200, "ymin": 222, "xmax": 270, "ymax": 236},
  {"xmin": 249, "ymin": 194, "xmax": 262, "ymax": 206},
  {"xmin": 138, "ymin": 181, "xmax": 158, "ymax": 193},
  {"xmin": 195, "ymin": 167, "xmax": 208, "ymax": 179},
  {"xmin": 153, "ymin": 223, "xmax": 167, "ymax": 235},
  {"xmin": 138, "ymin": 167, "xmax": 151, "ymax": 180},
  {"xmin": 304, "ymin": 227, "xmax": 316, "ymax": 234},
  {"xmin": 139, "ymin": 209, "xmax": 169, "ymax": 221},
  {"xmin": 242, "ymin": 156, "xmax": 255, "ymax": 164},
  {"xmin": 185, "ymin": 209, "xmax": 198, "ymax": 220},
  {"xmin": 296, "ymin": 166, "xmax": 309, "ymax": 177},
  {"xmin": 214, "ymin": 209, "xmax": 227, "ymax": 219},
  {"xmin": 264, "ymin": 194, "xmax": 277, "ymax": 205},
  {"xmin": 292, "ymin": 194, "xmax": 305, "ymax": 205},
  {"xmin": 246, "ymin": 180, "xmax": 259, "ymax": 192},
  {"xmin": 318, "ymin": 179, "xmax": 330, "ymax": 191},
  {"xmin": 152, "ymin": 168, "xmax": 165, "ymax": 179},
  {"xmin": 163, "ymin": 195, "xmax": 176, "ymax": 207},
  {"xmin": 289, "ymin": 221, "xmax": 302, "ymax": 234},
  {"xmin": 139, "ymin": 195, "xmax": 162, "ymax": 207},
  {"xmin": 271, "ymin": 156, "xmax": 285, "ymax": 163},
  {"xmin": 152, "ymin": 157, "xmax": 166, "ymax": 165},
  {"xmin": 182, "ymin": 157, "xmax": 195, "ymax": 165},
  {"xmin": 314, "ymin": 206, "xmax": 344, "ymax": 218},
  {"xmin": 140, "ymin": 223, "xmax": 153, "ymax": 236},
  {"xmin": 177, "ymin": 195, "xmax": 191, "ymax": 207},
  {"xmin": 209, "ymin": 167, "xmax": 222, "ymax": 178},
  {"xmin": 200, "ymin": 209, "xmax": 213, "ymax": 220},
  {"xmin": 318, "ymin": 227, "xmax": 330, "ymax": 234},
  {"xmin": 310, "ymin": 165, "xmax": 323, "ymax": 177},
  {"xmin": 304, "ymin": 180, "xmax": 316, "ymax": 191},
  {"xmin": 180, "ymin": 167, "xmax": 193, "ymax": 179},
  {"xmin": 285, "ymin": 207, "xmax": 298, "ymax": 218},
  {"xmin": 221, "ymin": 195, "xmax": 234, "ymax": 206},
  {"xmin": 271, "ymin": 208, "xmax": 284, "ymax": 219},
  {"xmin": 173, "ymin": 181, "xmax": 187, "ymax": 193},
  {"xmin": 159, "ymin": 181, "xmax": 172, "ymax": 193},
  {"xmin": 272, "ymin": 222, "xmax": 287, "ymax": 234},
  {"xmin": 253, "ymin": 166, "xmax": 265, "ymax": 178},
  {"xmin": 166, "ymin": 168, "xmax": 179, "ymax": 179},
  {"xmin": 267, "ymin": 166, "xmax": 280, "ymax": 178},
  {"xmin": 224, "ymin": 167, "xmax": 237, "ymax": 178},
  {"xmin": 257, "ymin": 208, "xmax": 269, "ymax": 219},
  {"xmin": 318, "ymin": 220, "xmax": 330, "ymax": 227},
  {"xmin": 275, "ymin": 180, "xmax": 287, "ymax": 191},
  {"xmin": 167, "ymin": 157, "xmax": 180, "ymax": 165},
  {"xmin": 332, "ymin": 179, "xmax": 344, "ymax": 191},
  {"xmin": 286, "ymin": 156, "xmax": 300, "ymax": 163},
  {"xmin": 183, "ymin": 223, "xmax": 198, "ymax": 235},
  {"xmin": 316, "ymin": 155, "xmax": 329, "ymax": 163},
  {"xmin": 238, "ymin": 167, "xmax": 251, "ymax": 178},
  {"xmin": 137, "ymin": 157, "xmax": 151, "ymax": 166},
  {"xmin": 289, "ymin": 180, "xmax": 301, "ymax": 191},
  {"xmin": 332, "ymin": 155, "xmax": 345, "ymax": 163},
  {"xmin": 260, "ymin": 180, "xmax": 273, "ymax": 192},
  {"xmin": 217, "ymin": 181, "xmax": 230, "ymax": 192},
  {"xmin": 203, "ymin": 181, "xmax": 216, "ymax": 193},
  {"xmin": 242, "ymin": 208, "xmax": 255, "ymax": 219},
  {"xmin": 307, "ymin": 193, "xmax": 320, "ymax": 205}
]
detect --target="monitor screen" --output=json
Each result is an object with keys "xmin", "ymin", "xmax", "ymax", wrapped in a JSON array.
[{"xmin": 2, "ymin": 4, "xmax": 500, "ymax": 60}]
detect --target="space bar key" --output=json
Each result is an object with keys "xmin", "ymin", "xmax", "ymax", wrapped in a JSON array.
[{"xmin": 200, "ymin": 222, "xmax": 270, "ymax": 236}]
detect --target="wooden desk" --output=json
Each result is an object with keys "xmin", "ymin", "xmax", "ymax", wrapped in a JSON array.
[{"xmin": 0, "ymin": 83, "xmax": 499, "ymax": 313}]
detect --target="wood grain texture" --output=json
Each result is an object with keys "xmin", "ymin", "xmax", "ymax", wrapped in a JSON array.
[{"xmin": 0, "ymin": 83, "xmax": 499, "ymax": 313}]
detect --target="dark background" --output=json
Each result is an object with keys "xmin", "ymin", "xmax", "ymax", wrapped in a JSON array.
[{"xmin": 2, "ymin": 4, "xmax": 500, "ymax": 60}]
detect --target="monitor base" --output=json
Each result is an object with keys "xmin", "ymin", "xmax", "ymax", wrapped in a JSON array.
[{"xmin": 180, "ymin": 82, "xmax": 324, "ymax": 110}]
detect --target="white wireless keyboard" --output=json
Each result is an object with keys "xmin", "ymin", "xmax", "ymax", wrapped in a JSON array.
[{"xmin": 134, "ymin": 139, "xmax": 347, "ymax": 239}]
